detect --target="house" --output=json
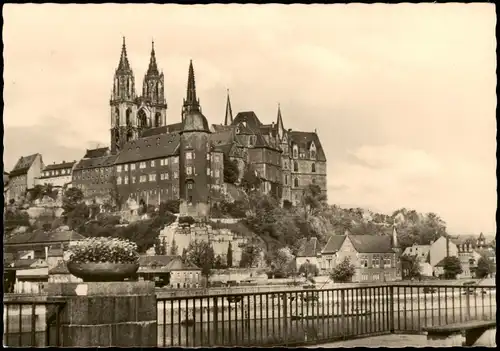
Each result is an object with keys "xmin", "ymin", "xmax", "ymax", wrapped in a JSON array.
[
  {"xmin": 428, "ymin": 236, "xmax": 458, "ymax": 269},
  {"xmin": 295, "ymin": 237, "xmax": 321, "ymax": 271},
  {"xmin": 7, "ymin": 258, "xmax": 48, "ymax": 294},
  {"xmin": 320, "ymin": 228, "xmax": 401, "ymax": 283},
  {"xmin": 37, "ymin": 160, "xmax": 76, "ymax": 188},
  {"xmin": 402, "ymin": 244, "xmax": 433, "ymax": 276},
  {"xmin": 4, "ymin": 229, "xmax": 85, "ymax": 261},
  {"xmin": 137, "ymin": 255, "xmax": 202, "ymax": 288},
  {"xmin": 8, "ymin": 153, "xmax": 44, "ymax": 202}
]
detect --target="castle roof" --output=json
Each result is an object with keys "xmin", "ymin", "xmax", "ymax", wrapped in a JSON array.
[
  {"xmin": 74, "ymin": 154, "xmax": 117, "ymax": 170},
  {"xmin": 233, "ymin": 111, "xmax": 263, "ymax": 130},
  {"xmin": 140, "ymin": 123, "xmax": 183, "ymax": 137},
  {"xmin": 43, "ymin": 161, "xmax": 76, "ymax": 172},
  {"xmin": 182, "ymin": 110, "xmax": 211, "ymax": 133},
  {"xmin": 115, "ymin": 133, "xmax": 180, "ymax": 164},
  {"xmin": 4, "ymin": 230, "xmax": 85, "ymax": 246},
  {"xmin": 83, "ymin": 147, "xmax": 110, "ymax": 159},
  {"xmin": 10, "ymin": 153, "xmax": 41, "ymax": 177},
  {"xmin": 289, "ymin": 131, "xmax": 327, "ymax": 162}
]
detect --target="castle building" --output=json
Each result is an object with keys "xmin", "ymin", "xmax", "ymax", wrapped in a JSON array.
[
  {"xmin": 37, "ymin": 161, "xmax": 76, "ymax": 188},
  {"xmin": 73, "ymin": 38, "xmax": 327, "ymax": 213},
  {"xmin": 7, "ymin": 153, "xmax": 44, "ymax": 202}
]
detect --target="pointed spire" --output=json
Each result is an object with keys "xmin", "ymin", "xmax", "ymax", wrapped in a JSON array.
[
  {"xmin": 224, "ymin": 89, "xmax": 233, "ymax": 125},
  {"xmin": 392, "ymin": 226, "xmax": 399, "ymax": 248},
  {"xmin": 183, "ymin": 60, "xmax": 200, "ymax": 113},
  {"xmin": 117, "ymin": 36, "xmax": 132, "ymax": 73},
  {"xmin": 146, "ymin": 39, "xmax": 159, "ymax": 76}
]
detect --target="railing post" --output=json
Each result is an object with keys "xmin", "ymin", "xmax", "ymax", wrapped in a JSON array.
[
  {"xmin": 283, "ymin": 294, "xmax": 288, "ymax": 346},
  {"xmin": 465, "ymin": 287, "xmax": 471, "ymax": 322},
  {"xmin": 213, "ymin": 296, "xmax": 219, "ymax": 346},
  {"xmin": 341, "ymin": 289, "xmax": 346, "ymax": 339},
  {"xmin": 389, "ymin": 285, "xmax": 395, "ymax": 333}
]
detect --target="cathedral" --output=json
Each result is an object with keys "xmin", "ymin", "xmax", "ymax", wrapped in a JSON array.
[{"xmin": 72, "ymin": 38, "xmax": 327, "ymax": 217}]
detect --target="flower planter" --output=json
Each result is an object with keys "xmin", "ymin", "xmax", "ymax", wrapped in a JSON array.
[{"xmin": 67, "ymin": 262, "xmax": 140, "ymax": 282}]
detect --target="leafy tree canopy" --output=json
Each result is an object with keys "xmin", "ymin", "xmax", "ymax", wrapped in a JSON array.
[
  {"xmin": 330, "ymin": 257, "xmax": 356, "ymax": 283},
  {"xmin": 442, "ymin": 256, "xmax": 463, "ymax": 279}
]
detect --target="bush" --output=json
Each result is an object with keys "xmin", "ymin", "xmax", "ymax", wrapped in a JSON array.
[
  {"xmin": 179, "ymin": 216, "xmax": 195, "ymax": 226},
  {"xmin": 330, "ymin": 257, "xmax": 356, "ymax": 283},
  {"xmin": 68, "ymin": 237, "xmax": 139, "ymax": 264}
]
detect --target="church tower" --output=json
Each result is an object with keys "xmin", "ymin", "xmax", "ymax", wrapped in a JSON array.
[
  {"xmin": 110, "ymin": 37, "xmax": 138, "ymax": 154},
  {"xmin": 140, "ymin": 41, "xmax": 167, "ymax": 128},
  {"xmin": 179, "ymin": 60, "xmax": 211, "ymax": 219},
  {"xmin": 224, "ymin": 89, "xmax": 233, "ymax": 125},
  {"xmin": 277, "ymin": 104, "xmax": 292, "ymax": 205}
]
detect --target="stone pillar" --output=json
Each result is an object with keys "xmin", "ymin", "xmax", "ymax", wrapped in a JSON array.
[{"xmin": 46, "ymin": 282, "xmax": 157, "ymax": 347}]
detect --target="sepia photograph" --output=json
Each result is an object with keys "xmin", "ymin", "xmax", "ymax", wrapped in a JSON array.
[{"xmin": 2, "ymin": 3, "xmax": 496, "ymax": 348}]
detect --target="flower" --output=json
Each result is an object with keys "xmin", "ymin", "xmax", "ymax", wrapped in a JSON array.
[{"xmin": 67, "ymin": 237, "xmax": 139, "ymax": 264}]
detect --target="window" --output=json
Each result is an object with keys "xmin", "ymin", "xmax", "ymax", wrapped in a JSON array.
[
  {"xmin": 362, "ymin": 274, "xmax": 369, "ymax": 281},
  {"xmin": 139, "ymin": 162, "xmax": 146, "ymax": 169},
  {"xmin": 206, "ymin": 153, "xmax": 210, "ymax": 161},
  {"xmin": 360, "ymin": 256, "xmax": 368, "ymax": 268},
  {"xmin": 293, "ymin": 161, "xmax": 298, "ymax": 172},
  {"xmin": 150, "ymin": 160, "xmax": 155, "ymax": 167},
  {"xmin": 131, "ymin": 163, "xmax": 136, "ymax": 171},
  {"xmin": 311, "ymin": 163, "xmax": 316, "ymax": 173},
  {"xmin": 294, "ymin": 178, "xmax": 299, "ymax": 187},
  {"xmin": 372, "ymin": 256, "xmax": 380, "ymax": 268},
  {"xmin": 140, "ymin": 175, "xmax": 147, "ymax": 183},
  {"xmin": 186, "ymin": 152, "xmax": 192, "ymax": 160},
  {"xmin": 124, "ymin": 164, "xmax": 128, "ymax": 171},
  {"xmin": 384, "ymin": 257, "xmax": 391, "ymax": 268},
  {"xmin": 186, "ymin": 166, "xmax": 193, "ymax": 175},
  {"xmin": 160, "ymin": 173, "xmax": 165, "ymax": 180},
  {"xmin": 207, "ymin": 168, "xmax": 210, "ymax": 176},
  {"xmin": 164, "ymin": 158, "xmax": 168, "ymax": 166},
  {"xmin": 214, "ymin": 155, "xmax": 220, "ymax": 163},
  {"xmin": 165, "ymin": 173, "xmax": 169, "ymax": 180},
  {"xmin": 124, "ymin": 176, "xmax": 129, "ymax": 184},
  {"xmin": 285, "ymin": 175, "xmax": 288, "ymax": 185},
  {"xmin": 174, "ymin": 157, "xmax": 179, "ymax": 164},
  {"xmin": 116, "ymin": 165, "xmax": 122, "ymax": 172},
  {"xmin": 187, "ymin": 183, "xmax": 193, "ymax": 189},
  {"xmin": 160, "ymin": 159, "xmax": 164, "ymax": 166},
  {"xmin": 174, "ymin": 171, "xmax": 178, "ymax": 179},
  {"xmin": 311, "ymin": 150, "xmax": 316, "ymax": 159},
  {"xmin": 117, "ymin": 177, "xmax": 122, "ymax": 185},
  {"xmin": 149, "ymin": 174, "xmax": 156, "ymax": 182},
  {"xmin": 132, "ymin": 176, "xmax": 136, "ymax": 184},
  {"xmin": 373, "ymin": 273, "xmax": 380, "ymax": 281},
  {"xmin": 215, "ymin": 170, "xmax": 220, "ymax": 178},
  {"xmin": 293, "ymin": 145, "xmax": 298, "ymax": 158}
]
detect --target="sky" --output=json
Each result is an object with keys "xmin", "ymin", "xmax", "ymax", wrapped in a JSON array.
[{"xmin": 2, "ymin": 4, "xmax": 496, "ymax": 235}]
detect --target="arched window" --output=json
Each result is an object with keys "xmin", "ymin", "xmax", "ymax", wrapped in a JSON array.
[
  {"xmin": 115, "ymin": 107, "xmax": 120, "ymax": 126},
  {"xmin": 294, "ymin": 178, "xmax": 299, "ymax": 188},
  {"xmin": 126, "ymin": 109, "xmax": 132, "ymax": 126},
  {"xmin": 156, "ymin": 82, "xmax": 161, "ymax": 98},
  {"xmin": 311, "ymin": 163, "xmax": 316, "ymax": 173},
  {"xmin": 138, "ymin": 109, "xmax": 147, "ymax": 128},
  {"xmin": 155, "ymin": 113, "xmax": 162, "ymax": 127},
  {"xmin": 285, "ymin": 175, "xmax": 288, "ymax": 185},
  {"xmin": 293, "ymin": 145, "xmax": 298, "ymax": 158},
  {"xmin": 126, "ymin": 78, "xmax": 130, "ymax": 97},
  {"xmin": 293, "ymin": 161, "xmax": 298, "ymax": 172}
]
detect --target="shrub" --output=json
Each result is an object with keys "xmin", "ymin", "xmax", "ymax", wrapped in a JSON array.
[
  {"xmin": 330, "ymin": 257, "xmax": 356, "ymax": 283},
  {"xmin": 68, "ymin": 237, "xmax": 139, "ymax": 264}
]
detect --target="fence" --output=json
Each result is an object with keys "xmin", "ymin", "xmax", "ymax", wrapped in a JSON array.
[
  {"xmin": 3, "ymin": 300, "xmax": 66, "ymax": 347},
  {"xmin": 156, "ymin": 284, "xmax": 497, "ymax": 347}
]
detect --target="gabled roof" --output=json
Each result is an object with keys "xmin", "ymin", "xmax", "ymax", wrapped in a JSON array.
[
  {"xmin": 322, "ymin": 235, "xmax": 347, "ymax": 254},
  {"xmin": 5, "ymin": 230, "xmax": 85, "ymax": 246},
  {"xmin": 83, "ymin": 147, "xmax": 110, "ymax": 159},
  {"xmin": 49, "ymin": 261, "xmax": 70, "ymax": 274},
  {"xmin": 74, "ymin": 154, "xmax": 118, "ymax": 171},
  {"xmin": 322, "ymin": 235, "xmax": 394, "ymax": 254},
  {"xmin": 210, "ymin": 129, "xmax": 235, "ymax": 146},
  {"xmin": 296, "ymin": 237, "xmax": 320, "ymax": 257},
  {"xmin": 138, "ymin": 255, "xmax": 200, "ymax": 272},
  {"xmin": 289, "ymin": 131, "xmax": 327, "ymax": 162},
  {"xmin": 115, "ymin": 133, "xmax": 180, "ymax": 164},
  {"xmin": 140, "ymin": 123, "xmax": 183, "ymax": 137},
  {"xmin": 10, "ymin": 154, "xmax": 41, "ymax": 177},
  {"xmin": 43, "ymin": 161, "xmax": 76, "ymax": 172},
  {"xmin": 12, "ymin": 258, "xmax": 47, "ymax": 269},
  {"xmin": 233, "ymin": 111, "xmax": 263, "ymax": 130}
]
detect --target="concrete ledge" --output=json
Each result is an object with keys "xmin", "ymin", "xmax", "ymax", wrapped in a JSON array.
[
  {"xmin": 46, "ymin": 281, "xmax": 156, "ymax": 296},
  {"xmin": 423, "ymin": 320, "xmax": 496, "ymax": 334}
]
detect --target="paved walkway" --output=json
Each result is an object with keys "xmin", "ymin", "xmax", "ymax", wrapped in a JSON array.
[{"xmin": 310, "ymin": 334, "xmax": 429, "ymax": 348}]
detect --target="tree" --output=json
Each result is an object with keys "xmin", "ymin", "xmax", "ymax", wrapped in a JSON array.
[
  {"xmin": 62, "ymin": 187, "xmax": 84, "ymax": 215},
  {"xmin": 223, "ymin": 155, "xmax": 239, "ymax": 184},
  {"xmin": 186, "ymin": 241, "xmax": 216, "ymax": 278},
  {"xmin": 240, "ymin": 164, "xmax": 262, "ymax": 194},
  {"xmin": 109, "ymin": 175, "xmax": 124, "ymax": 211},
  {"xmin": 227, "ymin": 242, "xmax": 233, "ymax": 268},
  {"xmin": 239, "ymin": 243, "xmax": 262, "ymax": 268},
  {"xmin": 475, "ymin": 257, "xmax": 495, "ymax": 279},
  {"xmin": 301, "ymin": 184, "xmax": 327, "ymax": 219},
  {"xmin": 214, "ymin": 255, "xmax": 226, "ymax": 269},
  {"xmin": 401, "ymin": 254, "xmax": 422, "ymax": 280},
  {"xmin": 271, "ymin": 247, "xmax": 295, "ymax": 277},
  {"xmin": 299, "ymin": 260, "xmax": 320, "ymax": 283},
  {"xmin": 181, "ymin": 248, "xmax": 187, "ymax": 262},
  {"xmin": 170, "ymin": 238, "xmax": 178, "ymax": 256},
  {"xmin": 442, "ymin": 256, "xmax": 463, "ymax": 279},
  {"xmin": 66, "ymin": 203, "xmax": 90, "ymax": 230},
  {"xmin": 160, "ymin": 200, "xmax": 180, "ymax": 214},
  {"xmin": 154, "ymin": 237, "xmax": 163, "ymax": 255},
  {"xmin": 330, "ymin": 257, "xmax": 356, "ymax": 283}
]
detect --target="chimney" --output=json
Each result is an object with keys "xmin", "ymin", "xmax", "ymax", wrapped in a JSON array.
[{"xmin": 288, "ymin": 128, "xmax": 292, "ymax": 133}]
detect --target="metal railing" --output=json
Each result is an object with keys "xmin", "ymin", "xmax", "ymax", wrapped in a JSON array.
[
  {"xmin": 156, "ymin": 284, "xmax": 496, "ymax": 347},
  {"xmin": 3, "ymin": 300, "xmax": 66, "ymax": 347}
]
